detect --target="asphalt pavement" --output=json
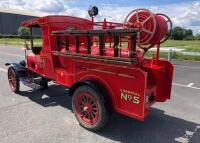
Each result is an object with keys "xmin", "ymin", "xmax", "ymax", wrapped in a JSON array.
[{"xmin": 0, "ymin": 45, "xmax": 199, "ymax": 143}]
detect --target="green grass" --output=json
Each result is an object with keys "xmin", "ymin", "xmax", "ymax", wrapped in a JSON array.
[
  {"xmin": 161, "ymin": 40, "xmax": 200, "ymax": 52},
  {"xmin": 146, "ymin": 51, "xmax": 200, "ymax": 61},
  {"xmin": 0, "ymin": 38, "xmax": 42, "ymax": 46}
]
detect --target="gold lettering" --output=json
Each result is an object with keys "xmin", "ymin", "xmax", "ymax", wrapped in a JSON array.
[
  {"xmin": 133, "ymin": 96, "xmax": 140, "ymax": 104},
  {"xmin": 128, "ymin": 95, "xmax": 132, "ymax": 101},
  {"xmin": 120, "ymin": 89, "xmax": 140, "ymax": 104},
  {"xmin": 121, "ymin": 92, "xmax": 127, "ymax": 101}
]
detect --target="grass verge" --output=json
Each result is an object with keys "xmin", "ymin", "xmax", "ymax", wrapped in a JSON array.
[
  {"xmin": 161, "ymin": 40, "xmax": 200, "ymax": 52},
  {"xmin": 0, "ymin": 38, "xmax": 42, "ymax": 46},
  {"xmin": 146, "ymin": 51, "xmax": 200, "ymax": 61}
]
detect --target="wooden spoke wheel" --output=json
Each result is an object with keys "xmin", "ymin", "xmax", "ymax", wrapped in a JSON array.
[
  {"xmin": 72, "ymin": 85, "xmax": 109, "ymax": 131},
  {"xmin": 8, "ymin": 67, "xmax": 20, "ymax": 93}
]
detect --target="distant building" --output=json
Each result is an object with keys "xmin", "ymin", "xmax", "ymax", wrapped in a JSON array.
[{"xmin": 0, "ymin": 8, "xmax": 45, "ymax": 35}]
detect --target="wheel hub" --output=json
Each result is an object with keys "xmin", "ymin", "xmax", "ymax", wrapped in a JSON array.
[
  {"xmin": 83, "ymin": 104, "xmax": 92, "ymax": 113},
  {"xmin": 75, "ymin": 92, "xmax": 99, "ymax": 125},
  {"xmin": 134, "ymin": 22, "xmax": 143, "ymax": 30}
]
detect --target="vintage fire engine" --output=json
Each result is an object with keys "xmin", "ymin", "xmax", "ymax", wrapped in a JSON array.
[{"xmin": 6, "ymin": 7, "xmax": 173, "ymax": 131}]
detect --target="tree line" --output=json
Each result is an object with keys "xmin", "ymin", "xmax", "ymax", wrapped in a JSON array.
[{"xmin": 171, "ymin": 26, "xmax": 200, "ymax": 40}]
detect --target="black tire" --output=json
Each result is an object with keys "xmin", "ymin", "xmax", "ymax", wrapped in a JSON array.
[
  {"xmin": 8, "ymin": 67, "xmax": 20, "ymax": 93},
  {"xmin": 72, "ymin": 85, "xmax": 110, "ymax": 131}
]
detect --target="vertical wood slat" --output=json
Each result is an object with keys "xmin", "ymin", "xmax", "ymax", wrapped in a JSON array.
[
  {"xmin": 99, "ymin": 35, "xmax": 105, "ymax": 56},
  {"xmin": 130, "ymin": 35, "xmax": 136, "ymax": 58},
  {"xmin": 114, "ymin": 36, "xmax": 119, "ymax": 57},
  {"xmin": 56, "ymin": 36, "xmax": 60, "ymax": 51},
  {"xmin": 75, "ymin": 36, "xmax": 79, "ymax": 53},
  {"xmin": 86, "ymin": 36, "xmax": 91, "ymax": 54},
  {"xmin": 65, "ymin": 36, "xmax": 69, "ymax": 52}
]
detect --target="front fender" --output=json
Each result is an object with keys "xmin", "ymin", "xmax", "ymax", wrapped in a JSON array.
[{"xmin": 5, "ymin": 62, "xmax": 28, "ymax": 77}]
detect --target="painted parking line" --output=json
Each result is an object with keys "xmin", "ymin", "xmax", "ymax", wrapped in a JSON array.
[
  {"xmin": 187, "ymin": 83, "xmax": 195, "ymax": 87},
  {"xmin": 174, "ymin": 65, "xmax": 200, "ymax": 69},
  {"xmin": 0, "ymin": 67, "xmax": 7, "ymax": 72},
  {"xmin": 173, "ymin": 83, "xmax": 200, "ymax": 90}
]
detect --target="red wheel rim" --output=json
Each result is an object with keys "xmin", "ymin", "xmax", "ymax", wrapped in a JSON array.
[
  {"xmin": 75, "ymin": 92, "xmax": 99, "ymax": 125},
  {"xmin": 8, "ymin": 70, "xmax": 17, "ymax": 91}
]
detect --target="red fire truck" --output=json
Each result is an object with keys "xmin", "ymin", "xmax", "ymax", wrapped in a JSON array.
[{"xmin": 6, "ymin": 7, "xmax": 173, "ymax": 131}]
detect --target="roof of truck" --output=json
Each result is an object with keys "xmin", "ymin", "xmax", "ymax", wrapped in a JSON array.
[{"xmin": 21, "ymin": 15, "xmax": 92, "ymax": 27}]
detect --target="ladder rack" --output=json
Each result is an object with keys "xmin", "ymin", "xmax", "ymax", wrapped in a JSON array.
[{"xmin": 52, "ymin": 29, "xmax": 138, "ymax": 64}]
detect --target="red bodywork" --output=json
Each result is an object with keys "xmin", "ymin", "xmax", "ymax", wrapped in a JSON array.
[{"xmin": 21, "ymin": 15, "xmax": 173, "ymax": 121}]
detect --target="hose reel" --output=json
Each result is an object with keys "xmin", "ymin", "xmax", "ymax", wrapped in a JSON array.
[{"xmin": 124, "ymin": 9, "xmax": 172, "ymax": 50}]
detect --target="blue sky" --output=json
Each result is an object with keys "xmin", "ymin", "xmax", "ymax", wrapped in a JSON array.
[
  {"xmin": 67, "ymin": 0, "xmax": 191, "ymax": 8},
  {"xmin": 0, "ymin": 0, "xmax": 200, "ymax": 34}
]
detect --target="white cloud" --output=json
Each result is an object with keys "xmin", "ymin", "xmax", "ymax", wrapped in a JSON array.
[
  {"xmin": 0, "ymin": 0, "xmax": 71, "ymax": 13},
  {"xmin": 59, "ymin": 5, "xmax": 88, "ymax": 18},
  {"xmin": 150, "ymin": 1, "xmax": 200, "ymax": 34},
  {"xmin": 97, "ymin": 6, "xmax": 133, "ymax": 22},
  {"xmin": 0, "ymin": 0, "xmax": 200, "ymax": 34},
  {"xmin": 96, "ymin": 1, "xmax": 200, "ymax": 34}
]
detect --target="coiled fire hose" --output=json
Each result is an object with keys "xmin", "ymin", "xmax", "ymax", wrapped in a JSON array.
[{"xmin": 124, "ymin": 9, "xmax": 172, "ymax": 50}]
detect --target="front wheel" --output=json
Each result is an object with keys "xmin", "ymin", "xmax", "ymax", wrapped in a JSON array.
[
  {"xmin": 72, "ymin": 85, "xmax": 110, "ymax": 131},
  {"xmin": 8, "ymin": 67, "xmax": 20, "ymax": 93}
]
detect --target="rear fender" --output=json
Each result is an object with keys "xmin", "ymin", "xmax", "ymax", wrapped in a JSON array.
[{"xmin": 5, "ymin": 62, "xmax": 29, "ymax": 78}]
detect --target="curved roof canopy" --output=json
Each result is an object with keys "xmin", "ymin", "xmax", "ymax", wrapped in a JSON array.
[{"xmin": 21, "ymin": 16, "xmax": 92, "ymax": 28}]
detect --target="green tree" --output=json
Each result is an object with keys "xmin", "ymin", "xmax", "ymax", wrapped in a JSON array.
[
  {"xmin": 171, "ymin": 27, "xmax": 184, "ymax": 40},
  {"xmin": 184, "ymin": 29, "xmax": 194, "ymax": 40},
  {"xmin": 18, "ymin": 27, "xmax": 30, "ymax": 39},
  {"xmin": 185, "ymin": 29, "xmax": 193, "ymax": 37},
  {"xmin": 195, "ymin": 34, "xmax": 200, "ymax": 40}
]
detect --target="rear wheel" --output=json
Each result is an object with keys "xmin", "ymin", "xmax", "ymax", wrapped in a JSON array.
[
  {"xmin": 72, "ymin": 85, "xmax": 109, "ymax": 131},
  {"xmin": 8, "ymin": 67, "xmax": 20, "ymax": 93}
]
